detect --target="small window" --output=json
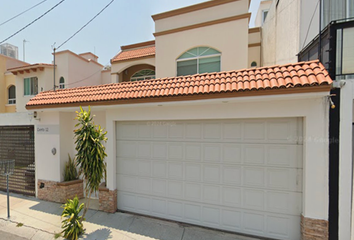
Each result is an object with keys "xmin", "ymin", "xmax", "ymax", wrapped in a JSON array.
[
  {"xmin": 8, "ymin": 85, "xmax": 16, "ymax": 104},
  {"xmin": 251, "ymin": 61, "xmax": 257, "ymax": 67},
  {"xmin": 24, "ymin": 77, "xmax": 38, "ymax": 96},
  {"xmin": 130, "ymin": 69, "xmax": 155, "ymax": 82},
  {"xmin": 59, "ymin": 77, "xmax": 65, "ymax": 89},
  {"xmin": 177, "ymin": 47, "xmax": 221, "ymax": 76},
  {"xmin": 262, "ymin": 10, "xmax": 269, "ymax": 24}
]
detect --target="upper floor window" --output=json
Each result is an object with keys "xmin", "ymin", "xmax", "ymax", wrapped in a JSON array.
[
  {"xmin": 8, "ymin": 85, "xmax": 16, "ymax": 104},
  {"xmin": 177, "ymin": 47, "xmax": 221, "ymax": 76},
  {"xmin": 59, "ymin": 77, "xmax": 65, "ymax": 89},
  {"xmin": 130, "ymin": 69, "xmax": 155, "ymax": 82},
  {"xmin": 24, "ymin": 77, "xmax": 38, "ymax": 96},
  {"xmin": 262, "ymin": 10, "xmax": 268, "ymax": 25},
  {"xmin": 251, "ymin": 61, "xmax": 257, "ymax": 67}
]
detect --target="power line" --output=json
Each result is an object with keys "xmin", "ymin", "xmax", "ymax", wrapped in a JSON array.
[
  {"xmin": 0, "ymin": 0, "xmax": 66, "ymax": 45},
  {"xmin": 301, "ymin": 0, "xmax": 320, "ymax": 49},
  {"xmin": 56, "ymin": 0, "xmax": 115, "ymax": 50},
  {"xmin": 0, "ymin": 0, "xmax": 48, "ymax": 27}
]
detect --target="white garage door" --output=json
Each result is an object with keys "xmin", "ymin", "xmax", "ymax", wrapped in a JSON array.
[{"xmin": 116, "ymin": 118, "xmax": 303, "ymax": 240}]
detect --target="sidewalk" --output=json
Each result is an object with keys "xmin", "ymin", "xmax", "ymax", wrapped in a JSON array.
[{"xmin": 0, "ymin": 192, "xmax": 260, "ymax": 240}]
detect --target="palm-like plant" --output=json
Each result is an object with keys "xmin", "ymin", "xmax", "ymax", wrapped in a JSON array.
[
  {"xmin": 61, "ymin": 196, "xmax": 84, "ymax": 240},
  {"xmin": 74, "ymin": 106, "xmax": 107, "ymax": 218}
]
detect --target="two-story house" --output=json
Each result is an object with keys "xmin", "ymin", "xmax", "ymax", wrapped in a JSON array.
[{"xmin": 23, "ymin": 1, "xmax": 336, "ymax": 239}]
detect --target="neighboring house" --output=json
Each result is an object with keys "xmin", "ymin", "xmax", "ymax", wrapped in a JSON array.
[
  {"xmin": 7, "ymin": 50, "xmax": 110, "ymax": 112},
  {"xmin": 0, "ymin": 50, "xmax": 110, "ymax": 197},
  {"xmin": 110, "ymin": 0, "xmax": 261, "ymax": 82},
  {"xmin": 254, "ymin": 0, "xmax": 272, "ymax": 27},
  {"xmin": 0, "ymin": 53, "xmax": 28, "ymax": 113},
  {"xmin": 21, "ymin": 1, "xmax": 340, "ymax": 240},
  {"xmin": 261, "ymin": 0, "xmax": 354, "ymax": 239}
]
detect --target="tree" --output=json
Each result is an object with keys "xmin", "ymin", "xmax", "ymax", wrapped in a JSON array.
[{"xmin": 74, "ymin": 106, "xmax": 107, "ymax": 218}]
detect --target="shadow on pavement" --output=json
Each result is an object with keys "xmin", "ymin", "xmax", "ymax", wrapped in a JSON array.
[{"xmin": 82, "ymin": 228, "xmax": 112, "ymax": 240}]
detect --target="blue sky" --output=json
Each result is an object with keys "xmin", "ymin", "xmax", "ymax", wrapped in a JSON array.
[{"xmin": 0, "ymin": 0, "xmax": 260, "ymax": 65}]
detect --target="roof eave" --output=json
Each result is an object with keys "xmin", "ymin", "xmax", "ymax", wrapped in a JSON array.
[{"xmin": 25, "ymin": 85, "xmax": 331, "ymax": 110}]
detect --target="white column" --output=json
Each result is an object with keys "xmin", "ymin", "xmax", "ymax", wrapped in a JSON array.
[
  {"xmin": 339, "ymin": 80, "xmax": 353, "ymax": 240},
  {"xmin": 105, "ymin": 112, "xmax": 116, "ymax": 190}
]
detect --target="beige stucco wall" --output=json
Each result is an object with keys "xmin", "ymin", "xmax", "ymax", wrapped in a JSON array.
[
  {"xmin": 299, "ymin": 0, "xmax": 319, "ymax": 49},
  {"xmin": 15, "ymin": 68, "xmax": 54, "ymax": 112},
  {"xmin": 155, "ymin": 18, "xmax": 249, "ymax": 78},
  {"xmin": 0, "ymin": 55, "xmax": 27, "ymax": 113},
  {"xmin": 111, "ymin": 57, "xmax": 155, "ymax": 83},
  {"xmin": 254, "ymin": 0, "xmax": 272, "ymax": 27},
  {"xmin": 154, "ymin": 0, "xmax": 249, "ymax": 33},
  {"xmin": 261, "ymin": 0, "xmax": 300, "ymax": 66},
  {"xmin": 248, "ymin": 46, "xmax": 261, "ymax": 68},
  {"xmin": 55, "ymin": 52, "xmax": 103, "ymax": 89}
]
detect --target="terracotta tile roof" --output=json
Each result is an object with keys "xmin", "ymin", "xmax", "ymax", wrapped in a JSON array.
[
  {"xmin": 111, "ymin": 46, "xmax": 155, "ymax": 63},
  {"xmin": 26, "ymin": 60, "xmax": 332, "ymax": 109}
]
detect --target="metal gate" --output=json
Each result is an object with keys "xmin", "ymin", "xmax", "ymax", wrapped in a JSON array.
[{"xmin": 0, "ymin": 126, "xmax": 35, "ymax": 196}]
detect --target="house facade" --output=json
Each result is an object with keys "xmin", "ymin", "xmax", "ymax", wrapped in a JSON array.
[{"xmin": 19, "ymin": 0, "xmax": 341, "ymax": 239}]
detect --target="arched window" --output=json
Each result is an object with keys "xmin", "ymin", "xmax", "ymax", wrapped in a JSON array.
[
  {"xmin": 251, "ymin": 61, "xmax": 257, "ymax": 67},
  {"xmin": 59, "ymin": 77, "xmax": 65, "ymax": 89},
  {"xmin": 8, "ymin": 85, "xmax": 16, "ymax": 104},
  {"xmin": 130, "ymin": 69, "xmax": 155, "ymax": 82},
  {"xmin": 177, "ymin": 47, "xmax": 221, "ymax": 76}
]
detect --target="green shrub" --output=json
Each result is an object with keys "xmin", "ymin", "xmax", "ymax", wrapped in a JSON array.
[
  {"xmin": 61, "ymin": 196, "xmax": 85, "ymax": 240},
  {"xmin": 64, "ymin": 154, "xmax": 78, "ymax": 182}
]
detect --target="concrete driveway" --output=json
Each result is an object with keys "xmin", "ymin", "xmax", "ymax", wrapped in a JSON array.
[{"xmin": 0, "ymin": 192, "xmax": 261, "ymax": 240}]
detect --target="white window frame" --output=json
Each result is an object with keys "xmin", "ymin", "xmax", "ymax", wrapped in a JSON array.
[
  {"xmin": 130, "ymin": 69, "xmax": 155, "ymax": 82},
  {"xmin": 59, "ymin": 77, "xmax": 65, "ymax": 89},
  {"xmin": 8, "ymin": 85, "xmax": 16, "ymax": 104},
  {"xmin": 24, "ymin": 77, "xmax": 38, "ymax": 96}
]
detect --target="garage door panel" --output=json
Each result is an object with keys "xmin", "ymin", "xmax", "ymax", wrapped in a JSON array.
[
  {"xmin": 185, "ymin": 203, "xmax": 201, "ymax": 223},
  {"xmin": 168, "ymin": 123, "xmax": 184, "ymax": 139},
  {"xmin": 168, "ymin": 181, "xmax": 183, "ymax": 199},
  {"xmin": 117, "ymin": 141, "xmax": 136, "ymax": 158},
  {"xmin": 266, "ymin": 145, "xmax": 302, "ymax": 168},
  {"xmin": 152, "ymin": 161, "xmax": 167, "ymax": 178},
  {"xmin": 266, "ymin": 168, "xmax": 301, "ymax": 191},
  {"xmin": 202, "ymin": 206, "xmax": 220, "ymax": 227},
  {"xmin": 222, "ymin": 144, "xmax": 242, "ymax": 163},
  {"xmin": 168, "ymin": 143, "xmax": 184, "ymax": 160},
  {"xmin": 168, "ymin": 162, "xmax": 183, "ymax": 179},
  {"xmin": 136, "ymin": 195, "xmax": 151, "ymax": 214},
  {"xmin": 137, "ymin": 142, "xmax": 151, "ymax": 158},
  {"xmin": 152, "ymin": 142, "xmax": 168, "ymax": 159},
  {"xmin": 152, "ymin": 198, "xmax": 166, "ymax": 216},
  {"xmin": 185, "ymin": 182, "xmax": 201, "ymax": 201},
  {"xmin": 266, "ymin": 214, "xmax": 300, "ymax": 240},
  {"xmin": 136, "ymin": 160, "xmax": 151, "ymax": 177},
  {"xmin": 117, "ymin": 123, "xmax": 138, "ymax": 139},
  {"xmin": 222, "ymin": 166, "xmax": 242, "ymax": 185},
  {"xmin": 185, "ymin": 123, "xmax": 202, "ymax": 139},
  {"xmin": 136, "ymin": 177, "xmax": 151, "ymax": 194},
  {"xmin": 185, "ymin": 143, "xmax": 202, "ymax": 161},
  {"xmin": 203, "ymin": 164, "xmax": 220, "ymax": 183},
  {"xmin": 203, "ymin": 123, "xmax": 222, "ymax": 139},
  {"xmin": 243, "ymin": 167, "xmax": 265, "ymax": 188},
  {"xmin": 116, "ymin": 119, "xmax": 303, "ymax": 240},
  {"xmin": 266, "ymin": 191, "xmax": 302, "ymax": 215},
  {"xmin": 222, "ymin": 186, "xmax": 242, "ymax": 207},
  {"xmin": 203, "ymin": 143, "xmax": 221, "ymax": 162},
  {"xmin": 244, "ymin": 145, "xmax": 265, "ymax": 164},
  {"xmin": 223, "ymin": 122, "xmax": 242, "ymax": 140},
  {"xmin": 185, "ymin": 163, "xmax": 201, "ymax": 181},
  {"xmin": 152, "ymin": 179, "xmax": 167, "ymax": 196},
  {"xmin": 203, "ymin": 185, "xmax": 221, "ymax": 204},
  {"xmin": 243, "ymin": 189, "xmax": 265, "ymax": 211}
]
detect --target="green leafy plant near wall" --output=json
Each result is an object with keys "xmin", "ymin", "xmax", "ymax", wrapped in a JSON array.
[
  {"xmin": 61, "ymin": 196, "xmax": 84, "ymax": 240},
  {"xmin": 74, "ymin": 106, "xmax": 107, "ymax": 218},
  {"xmin": 64, "ymin": 154, "xmax": 78, "ymax": 182}
]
